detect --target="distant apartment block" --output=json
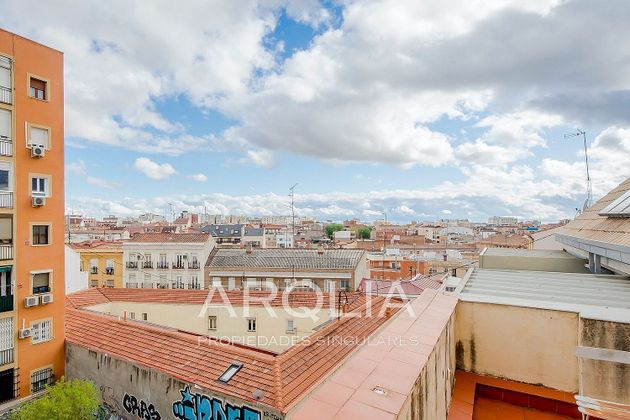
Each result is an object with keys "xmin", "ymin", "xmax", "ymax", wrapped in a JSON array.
[
  {"xmin": 0, "ymin": 29, "xmax": 65, "ymax": 402},
  {"xmin": 487, "ymin": 215, "xmax": 519, "ymax": 226},
  {"xmin": 123, "ymin": 233, "xmax": 215, "ymax": 289},
  {"xmin": 70, "ymin": 241, "xmax": 123, "ymax": 288},
  {"xmin": 205, "ymin": 248, "xmax": 368, "ymax": 291}
]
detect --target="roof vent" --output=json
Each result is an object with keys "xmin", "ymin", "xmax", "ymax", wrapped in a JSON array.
[{"xmin": 252, "ymin": 389, "xmax": 264, "ymax": 401}]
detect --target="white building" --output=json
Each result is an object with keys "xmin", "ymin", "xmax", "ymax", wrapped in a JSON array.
[
  {"xmin": 275, "ymin": 230, "xmax": 294, "ymax": 248},
  {"xmin": 333, "ymin": 230, "xmax": 356, "ymax": 241},
  {"xmin": 122, "ymin": 233, "xmax": 216, "ymax": 289},
  {"xmin": 488, "ymin": 216, "xmax": 518, "ymax": 226},
  {"xmin": 64, "ymin": 245, "xmax": 88, "ymax": 294}
]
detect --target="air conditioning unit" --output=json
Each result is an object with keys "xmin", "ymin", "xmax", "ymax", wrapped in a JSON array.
[
  {"xmin": 40, "ymin": 293, "xmax": 53, "ymax": 304},
  {"xmin": 30, "ymin": 145, "xmax": 45, "ymax": 158},
  {"xmin": 18, "ymin": 328, "xmax": 32, "ymax": 339},
  {"xmin": 32, "ymin": 196, "xmax": 46, "ymax": 207},
  {"xmin": 24, "ymin": 295, "xmax": 39, "ymax": 308}
]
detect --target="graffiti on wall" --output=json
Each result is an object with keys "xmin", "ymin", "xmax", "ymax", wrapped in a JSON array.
[
  {"xmin": 122, "ymin": 393, "xmax": 162, "ymax": 420},
  {"xmin": 172, "ymin": 385, "xmax": 261, "ymax": 420}
]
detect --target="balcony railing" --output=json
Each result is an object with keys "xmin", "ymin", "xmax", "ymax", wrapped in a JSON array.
[
  {"xmin": 142, "ymin": 262, "xmax": 153, "ymax": 269},
  {"xmin": 171, "ymin": 262, "xmax": 185, "ymax": 270},
  {"xmin": 156, "ymin": 262, "xmax": 169, "ymax": 269},
  {"xmin": 188, "ymin": 262, "xmax": 200, "ymax": 269},
  {"xmin": 0, "ymin": 348, "xmax": 13, "ymax": 366},
  {"xmin": 126, "ymin": 261, "xmax": 138, "ymax": 270},
  {"xmin": 0, "ymin": 244, "xmax": 12, "ymax": 261},
  {"xmin": 0, "ymin": 294, "xmax": 12, "ymax": 312},
  {"xmin": 0, "ymin": 192, "xmax": 12, "ymax": 209},
  {"xmin": 0, "ymin": 86, "xmax": 10, "ymax": 105},
  {"xmin": 126, "ymin": 282, "xmax": 138, "ymax": 288},
  {"xmin": 0, "ymin": 137, "xmax": 11, "ymax": 157},
  {"xmin": 90, "ymin": 267, "xmax": 98, "ymax": 274},
  {"xmin": 105, "ymin": 267, "xmax": 114, "ymax": 275}
]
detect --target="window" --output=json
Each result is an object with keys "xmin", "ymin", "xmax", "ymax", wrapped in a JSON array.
[
  {"xmin": 129, "ymin": 312, "xmax": 135, "ymax": 320},
  {"xmin": 173, "ymin": 275, "xmax": 184, "ymax": 289},
  {"xmin": 190, "ymin": 275, "xmax": 200, "ymax": 290},
  {"xmin": 0, "ymin": 109, "xmax": 10, "ymax": 140},
  {"xmin": 90, "ymin": 279, "xmax": 98, "ymax": 287},
  {"xmin": 218, "ymin": 363, "xmax": 242, "ymax": 383},
  {"xmin": 208, "ymin": 316, "xmax": 217, "ymax": 330},
  {"xmin": 32, "ymin": 225, "xmax": 49, "ymax": 245},
  {"xmin": 211, "ymin": 277, "xmax": 221, "ymax": 288},
  {"xmin": 90, "ymin": 259, "xmax": 98, "ymax": 274},
  {"xmin": 247, "ymin": 318, "xmax": 256, "ymax": 332},
  {"xmin": 31, "ymin": 176, "xmax": 49, "ymax": 197},
  {"xmin": 128, "ymin": 273, "xmax": 136, "ymax": 288},
  {"xmin": 286, "ymin": 319, "xmax": 294, "ymax": 332},
  {"xmin": 31, "ymin": 320, "xmax": 52, "ymax": 344},
  {"xmin": 142, "ymin": 313, "xmax": 148, "ymax": 321},
  {"xmin": 105, "ymin": 259, "xmax": 114, "ymax": 275},
  {"xmin": 340, "ymin": 280, "xmax": 350, "ymax": 291},
  {"xmin": 0, "ymin": 166, "xmax": 10, "ymax": 191},
  {"xmin": 32, "ymin": 272, "xmax": 50, "ymax": 294},
  {"xmin": 0, "ymin": 57, "xmax": 11, "ymax": 104},
  {"xmin": 27, "ymin": 125, "xmax": 49, "ymax": 149},
  {"xmin": 143, "ymin": 273, "xmax": 151, "ymax": 288},
  {"xmin": 29, "ymin": 77, "xmax": 47, "ymax": 100},
  {"xmin": 31, "ymin": 367, "xmax": 53, "ymax": 393}
]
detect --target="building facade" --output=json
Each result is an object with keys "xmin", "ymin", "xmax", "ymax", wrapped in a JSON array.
[
  {"xmin": 0, "ymin": 30, "xmax": 65, "ymax": 402},
  {"xmin": 123, "ymin": 233, "xmax": 215, "ymax": 289},
  {"xmin": 70, "ymin": 241, "xmax": 123, "ymax": 288}
]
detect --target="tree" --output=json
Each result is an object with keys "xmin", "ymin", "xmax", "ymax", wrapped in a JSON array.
[
  {"xmin": 12, "ymin": 378, "xmax": 100, "ymax": 420},
  {"xmin": 325, "ymin": 223, "xmax": 344, "ymax": 239},
  {"xmin": 355, "ymin": 226, "xmax": 372, "ymax": 240}
]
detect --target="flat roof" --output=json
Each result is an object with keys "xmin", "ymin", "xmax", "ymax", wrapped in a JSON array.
[
  {"xmin": 458, "ymin": 268, "xmax": 630, "ymax": 321},
  {"xmin": 65, "ymin": 288, "xmax": 402, "ymax": 414},
  {"xmin": 481, "ymin": 248, "xmax": 578, "ymax": 259}
]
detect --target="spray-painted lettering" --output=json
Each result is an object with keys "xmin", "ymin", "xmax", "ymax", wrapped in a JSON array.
[
  {"xmin": 122, "ymin": 393, "xmax": 161, "ymax": 420},
  {"xmin": 172, "ymin": 385, "xmax": 261, "ymax": 420}
]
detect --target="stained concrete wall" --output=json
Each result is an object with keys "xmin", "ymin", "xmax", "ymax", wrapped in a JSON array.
[
  {"xmin": 455, "ymin": 301, "xmax": 579, "ymax": 393},
  {"xmin": 479, "ymin": 250, "xmax": 589, "ymax": 273},
  {"xmin": 397, "ymin": 316, "xmax": 456, "ymax": 420},
  {"xmin": 66, "ymin": 343, "xmax": 283, "ymax": 420},
  {"xmin": 579, "ymin": 318, "xmax": 630, "ymax": 403}
]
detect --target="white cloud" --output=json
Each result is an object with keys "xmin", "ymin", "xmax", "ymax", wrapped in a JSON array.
[
  {"xmin": 188, "ymin": 173, "xmax": 208, "ymax": 182},
  {"xmin": 86, "ymin": 176, "xmax": 118, "ymax": 189},
  {"xmin": 66, "ymin": 161, "xmax": 87, "ymax": 176},
  {"xmin": 133, "ymin": 157, "xmax": 176, "ymax": 180}
]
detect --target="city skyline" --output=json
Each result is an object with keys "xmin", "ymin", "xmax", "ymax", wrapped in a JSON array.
[{"xmin": 1, "ymin": 0, "xmax": 629, "ymax": 222}]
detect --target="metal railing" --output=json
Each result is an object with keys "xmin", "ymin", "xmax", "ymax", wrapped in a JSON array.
[
  {"xmin": 90, "ymin": 267, "xmax": 98, "ymax": 274},
  {"xmin": 156, "ymin": 262, "xmax": 169, "ymax": 269},
  {"xmin": 188, "ymin": 262, "xmax": 200, "ymax": 269},
  {"xmin": 171, "ymin": 262, "xmax": 185, "ymax": 270},
  {"xmin": 0, "ymin": 348, "xmax": 13, "ymax": 366},
  {"xmin": 126, "ymin": 261, "xmax": 138, "ymax": 269},
  {"xmin": 0, "ymin": 192, "xmax": 12, "ymax": 209},
  {"xmin": 0, "ymin": 137, "xmax": 12, "ymax": 157},
  {"xmin": 33, "ymin": 285, "xmax": 50, "ymax": 294},
  {"xmin": 0, "ymin": 244, "xmax": 12, "ymax": 261},
  {"xmin": 0, "ymin": 86, "xmax": 11, "ymax": 105},
  {"xmin": 142, "ymin": 262, "xmax": 153, "ymax": 269}
]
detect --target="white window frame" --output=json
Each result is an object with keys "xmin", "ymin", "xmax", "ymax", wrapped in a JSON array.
[
  {"xmin": 247, "ymin": 318, "xmax": 256, "ymax": 332},
  {"xmin": 31, "ymin": 176, "xmax": 49, "ymax": 198},
  {"xmin": 31, "ymin": 319, "xmax": 52, "ymax": 344}
]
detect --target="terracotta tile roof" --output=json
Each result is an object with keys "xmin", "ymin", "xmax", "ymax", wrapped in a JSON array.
[
  {"xmin": 68, "ymin": 240, "xmax": 124, "ymax": 250},
  {"xmin": 359, "ymin": 276, "xmax": 443, "ymax": 297},
  {"xmin": 558, "ymin": 176, "xmax": 630, "ymax": 247},
  {"xmin": 67, "ymin": 288, "xmax": 371, "ymax": 310},
  {"xmin": 65, "ymin": 290, "xmax": 401, "ymax": 414},
  {"xmin": 128, "ymin": 232, "xmax": 211, "ymax": 243},
  {"xmin": 206, "ymin": 249, "xmax": 365, "ymax": 270}
]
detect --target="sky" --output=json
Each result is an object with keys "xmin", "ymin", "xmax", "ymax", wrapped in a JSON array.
[{"xmin": 1, "ymin": 0, "xmax": 629, "ymax": 223}]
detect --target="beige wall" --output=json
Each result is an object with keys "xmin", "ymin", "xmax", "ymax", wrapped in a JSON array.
[
  {"xmin": 397, "ymin": 316, "xmax": 456, "ymax": 420},
  {"xmin": 479, "ymin": 252, "xmax": 589, "ymax": 273},
  {"xmin": 455, "ymin": 301, "xmax": 579, "ymax": 393},
  {"xmin": 88, "ymin": 301, "xmax": 332, "ymax": 352}
]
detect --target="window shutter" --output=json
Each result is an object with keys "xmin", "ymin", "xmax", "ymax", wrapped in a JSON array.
[
  {"xmin": 0, "ymin": 110, "xmax": 9, "ymax": 138},
  {"xmin": 29, "ymin": 127, "xmax": 49, "ymax": 147},
  {"xmin": 33, "ymin": 273, "xmax": 49, "ymax": 288},
  {"xmin": 0, "ymin": 317, "xmax": 13, "ymax": 351},
  {"xmin": 0, "ymin": 66, "xmax": 9, "ymax": 88}
]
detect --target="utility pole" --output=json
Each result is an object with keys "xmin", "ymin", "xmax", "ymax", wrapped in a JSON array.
[
  {"xmin": 289, "ymin": 184, "xmax": 298, "ymax": 248},
  {"xmin": 564, "ymin": 129, "xmax": 593, "ymax": 212}
]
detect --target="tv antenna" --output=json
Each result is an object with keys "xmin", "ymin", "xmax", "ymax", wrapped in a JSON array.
[
  {"xmin": 563, "ymin": 129, "xmax": 592, "ymax": 212},
  {"xmin": 289, "ymin": 184, "xmax": 298, "ymax": 248}
]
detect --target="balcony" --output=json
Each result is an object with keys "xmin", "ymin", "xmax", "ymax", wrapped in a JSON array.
[
  {"xmin": 156, "ymin": 262, "xmax": 169, "ymax": 270},
  {"xmin": 105, "ymin": 267, "xmax": 114, "ymax": 276},
  {"xmin": 188, "ymin": 262, "xmax": 200, "ymax": 270},
  {"xmin": 0, "ymin": 294, "xmax": 12, "ymax": 313},
  {"xmin": 90, "ymin": 267, "xmax": 98, "ymax": 275},
  {"xmin": 0, "ymin": 192, "xmax": 12, "ymax": 209},
  {"xmin": 0, "ymin": 244, "xmax": 12, "ymax": 261},
  {"xmin": 0, "ymin": 137, "xmax": 11, "ymax": 157},
  {"xmin": 0, "ymin": 348, "xmax": 13, "ymax": 366},
  {"xmin": 126, "ymin": 261, "xmax": 138, "ymax": 270},
  {"xmin": 171, "ymin": 262, "xmax": 185, "ymax": 270},
  {"xmin": 142, "ymin": 261, "xmax": 153, "ymax": 269},
  {"xmin": 0, "ymin": 86, "xmax": 10, "ymax": 105}
]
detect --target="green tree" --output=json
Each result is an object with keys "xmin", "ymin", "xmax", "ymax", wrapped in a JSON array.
[
  {"xmin": 12, "ymin": 378, "xmax": 100, "ymax": 420},
  {"xmin": 325, "ymin": 223, "xmax": 344, "ymax": 239},
  {"xmin": 355, "ymin": 226, "xmax": 372, "ymax": 240}
]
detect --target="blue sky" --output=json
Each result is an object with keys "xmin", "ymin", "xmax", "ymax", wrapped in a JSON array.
[{"xmin": 2, "ymin": 0, "xmax": 629, "ymax": 222}]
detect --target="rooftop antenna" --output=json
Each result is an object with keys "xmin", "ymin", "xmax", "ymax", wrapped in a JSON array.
[
  {"xmin": 289, "ymin": 183, "xmax": 298, "ymax": 248},
  {"xmin": 563, "ymin": 129, "xmax": 592, "ymax": 212}
]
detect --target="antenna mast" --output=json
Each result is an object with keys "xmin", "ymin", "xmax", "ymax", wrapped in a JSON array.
[
  {"xmin": 289, "ymin": 184, "xmax": 298, "ymax": 248},
  {"xmin": 564, "ymin": 129, "xmax": 592, "ymax": 211}
]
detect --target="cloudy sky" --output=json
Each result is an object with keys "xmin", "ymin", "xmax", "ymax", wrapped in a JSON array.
[{"xmin": 2, "ymin": 0, "xmax": 629, "ymax": 222}]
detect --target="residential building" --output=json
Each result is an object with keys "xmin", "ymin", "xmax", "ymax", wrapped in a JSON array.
[
  {"xmin": 243, "ymin": 226, "xmax": 266, "ymax": 248},
  {"xmin": 333, "ymin": 230, "xmax": 355, "ymax": 241},
  {"xmin": 205, "ymin": 248, "xmax": 368, "ymax": 291},
  {"xmin": 487, "ymin": 215, "xmax": 519, "ymax": 226},
  {"xmin": 275, "ymin": 229, "xmax": 294, "ymax": 248},
  {"xmin": 70, "ymin": 241, "xmax": 123, "ymax": 288},
  {"xmin": 367, "ymin": 253, "xmax": 428, "ymax": 280},
  {"xmin": 64, "ymin": 245, "xmax": 87, "ymax": 294},
  {"xmin": 201, "ymin": 224, "xmax": 244, "ymax": 246},
  {"xmin": 123, "ymin": 233, "xmax": 215, "ymax": 289},
  {"xmin": 0, "ymin": 29, "xmax": 65, "ymax": 403}
]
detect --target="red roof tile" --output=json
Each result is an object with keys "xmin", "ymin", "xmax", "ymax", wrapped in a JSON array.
[{"xmin": 129, "ymin": 232, "xmax": 211, "ymax": 243}]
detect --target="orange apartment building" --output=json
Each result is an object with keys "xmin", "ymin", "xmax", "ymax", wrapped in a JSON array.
[
  {"xmin": 367, "ymin": 254, "xmax": 428, "ymax": 280},
  {"xmin": 0, "ymin": 29, "xmax": 64, "ymax": 403}
]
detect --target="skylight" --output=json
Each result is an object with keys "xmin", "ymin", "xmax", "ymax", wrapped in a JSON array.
[
  {"xmin": 218, "ymin": 363, "xmax": 242, "ymax": 383},
  {"xmin": 599, "ymin": 190, "xmax": 630, "ymax": 217}
]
